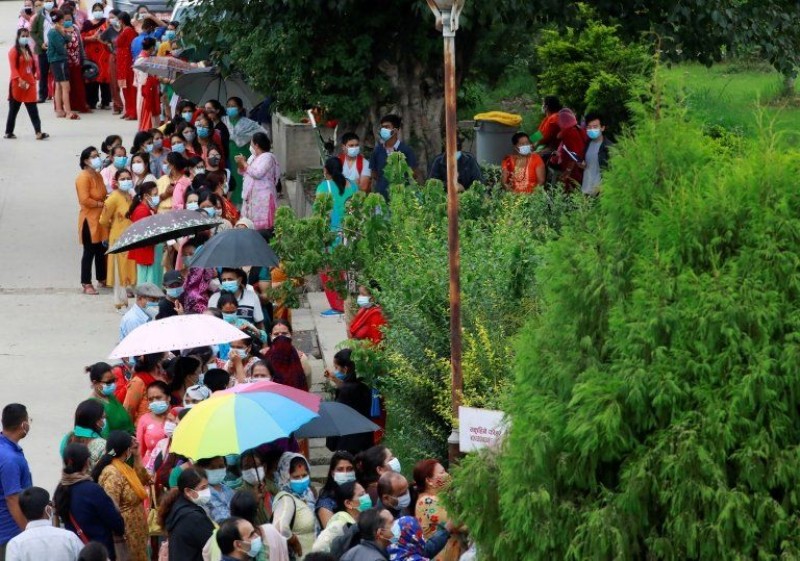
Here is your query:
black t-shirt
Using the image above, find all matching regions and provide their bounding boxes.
[156,297,178,320]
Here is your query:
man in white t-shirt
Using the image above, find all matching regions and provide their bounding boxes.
[207,268,265,328]
[339,132,371,192]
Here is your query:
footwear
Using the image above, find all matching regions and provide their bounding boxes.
[68,113,80,120]
[82,284,99,295]
[99,105,110,110]
[35,132,49,140]
[320,309,344,317]
[37,98,46,104]
[112,110,122,115]
[4,134,16,139]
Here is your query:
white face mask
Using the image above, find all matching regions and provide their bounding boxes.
[192,488,211,505]
[356,295,371,308]
[164,421,177,437]
[132,162,146,175]
[242,466,265,486]
[206,468,227,485]
[333,471,356,485]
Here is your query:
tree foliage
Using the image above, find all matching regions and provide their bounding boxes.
[273,156,578,461]
[448,108,800,559]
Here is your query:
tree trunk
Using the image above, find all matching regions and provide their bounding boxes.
[378,58,445,177]
[783,74,797,97]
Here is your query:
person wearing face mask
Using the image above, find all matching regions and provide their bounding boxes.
[198,191,233,230]
[413,460,463,561]
[313,480,371,554]
[47,10,79,119]
[29,0,54,104]
[354,446,398,506]
[579,112,613,196]
[273,452,317,559]
[125,182,164,285]
[386,516,436,561]
[221,490,290,561]
[209,269,264,327]
[196,114,223,164]
[235,132,280,233]
[213,516,272,561]
[338,508,394,561]
[315,452,356,529]
[167,356,200,406]
[114,11,137,120]
[324,350,373,455]
[118,283,163,341]
[347,284,388,345]
[18,1,35,31]
[157,151,191,210]
[135,381,170,472]
[203,99,231,160]
[54,444,126,560]
[223,96,266,206]
[0,404,32,556]
[376,472,411,521]
[99,8,124,115]
[177,100,198,125]
[369,114,418,201]
[5,28,48,140]
[501,132,545,193]
[81,2,111,111]
[193,457,235,524]
[60,7,92,115]
[61,399,108,471]
[76,145,110,295]
[100,169,137,308]
[218,293,266,343]
[160,467,215,561]
[129,153,156,186]
[237,450,276,526]
[177,121,202,156]
[93,431,150,561]
[147,128,170,178]
[225,336,261,384]
[135,37,160,131]
[338,132,371,192]
[122,352,168,424]
[207,170,240,222]
[4,486,84,561]
[100,144,128,192]
[182,384,212,408]
[87,362,134,435]
[156,270,185,320]
[264,320,311,390]
[427,137,483,192]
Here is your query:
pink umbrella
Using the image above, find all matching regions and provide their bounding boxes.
[220,380,322,412]
[109,314,248,359]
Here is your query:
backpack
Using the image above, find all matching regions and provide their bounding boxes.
[339,153,364,176]
[330,523,360,560]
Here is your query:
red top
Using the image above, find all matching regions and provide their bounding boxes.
[538,113,560,151]
[115,26,136,82]
[8,47,37,103]
[82,25,111,83]
[554,126,588,188]
[348,306,388,345]
[127,203,155,265]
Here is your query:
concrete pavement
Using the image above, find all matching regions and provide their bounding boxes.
[0,1,140,489]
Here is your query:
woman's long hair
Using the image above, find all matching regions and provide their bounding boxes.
[319,451,356,501]
[14,28,32,69]
[91,431,132,482]
[157,467,206,527]
[53,443,91,523]
[324,157,347,196]
[125,181,158,219]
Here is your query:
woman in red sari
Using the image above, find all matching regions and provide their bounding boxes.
[501,132,545,193]
[81,3,111,110]
[135,37,160,131]
[61,6,91,114]
[115,11,137,121]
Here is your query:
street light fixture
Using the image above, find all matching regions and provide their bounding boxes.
[426,0,465,465]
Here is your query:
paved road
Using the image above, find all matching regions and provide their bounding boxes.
[0,2,140,489]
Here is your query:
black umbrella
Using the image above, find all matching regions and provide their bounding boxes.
[188,227,279,269]
[107,210,222,254]
[293,401,380,438]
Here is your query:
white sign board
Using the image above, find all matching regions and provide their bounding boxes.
[459,406,506,452]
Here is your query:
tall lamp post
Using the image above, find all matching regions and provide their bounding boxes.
[426,0,465,465]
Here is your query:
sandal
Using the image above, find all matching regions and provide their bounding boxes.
[82,284,99,295]
[68,113,80,120]
[4,134,16,139]
[35,132,49,140]
[56,111,66,118]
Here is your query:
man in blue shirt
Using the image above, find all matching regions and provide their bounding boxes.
[119,283,165,341]
[0,404,32,561]
[131,18,164,60]
[369,114,418,201]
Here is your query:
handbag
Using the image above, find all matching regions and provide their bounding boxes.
[147,485,163,536]
[82,60,99,80]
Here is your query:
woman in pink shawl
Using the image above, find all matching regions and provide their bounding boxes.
[234,132,279,232]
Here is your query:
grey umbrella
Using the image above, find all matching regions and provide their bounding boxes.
[107,210,222,254]
[293,401,380,438]
[172,68,263,108]
[188,227,279,268]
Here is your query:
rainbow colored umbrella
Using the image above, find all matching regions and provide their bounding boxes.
[170,381,321,460]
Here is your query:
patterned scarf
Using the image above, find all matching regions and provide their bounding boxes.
[264,337,307,391]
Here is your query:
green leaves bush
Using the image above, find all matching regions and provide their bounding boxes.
[448,110,800,559]
[536,16,652,131]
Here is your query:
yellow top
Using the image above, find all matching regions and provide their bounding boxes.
[474,111,523,128]
[99,189,133,244]
[156,175,174,212]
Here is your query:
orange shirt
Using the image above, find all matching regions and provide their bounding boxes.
[502,153,544,194]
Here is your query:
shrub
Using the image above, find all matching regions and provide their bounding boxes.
[448,109,800,559]
[536,17,652,132]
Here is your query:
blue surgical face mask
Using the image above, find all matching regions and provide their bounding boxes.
[148,400,169,415]
[196,126,210,138]
[165,30,176,40]
[587,128,602,140]
[334,370,347,381]
[118,179,134,192]
[518,144,532,156]
[181,111,193,122]
[166,287,183,298]
[222,312,238,323]
[92,10,104,20]
[346,146,360,158]
[204,207,217,218]
[144,143,154,153]
[153,139,163,149]
[226,107,239,119]
[390,520,401,544]
[221,279,238,293]
[171,143,185,154]
[230,348,248,359]
[114,156,128,169]
[62,20,73,28]
[90,156,103,171]
[379,127,393,142]
[289,475,311,495]
[101,382,116,396]
[148,194,161,207]
[186,202,199,211]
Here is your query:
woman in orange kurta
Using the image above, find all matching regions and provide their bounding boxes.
[76,146,109,295]
[5,28,47,139]
[501,132,545,194]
